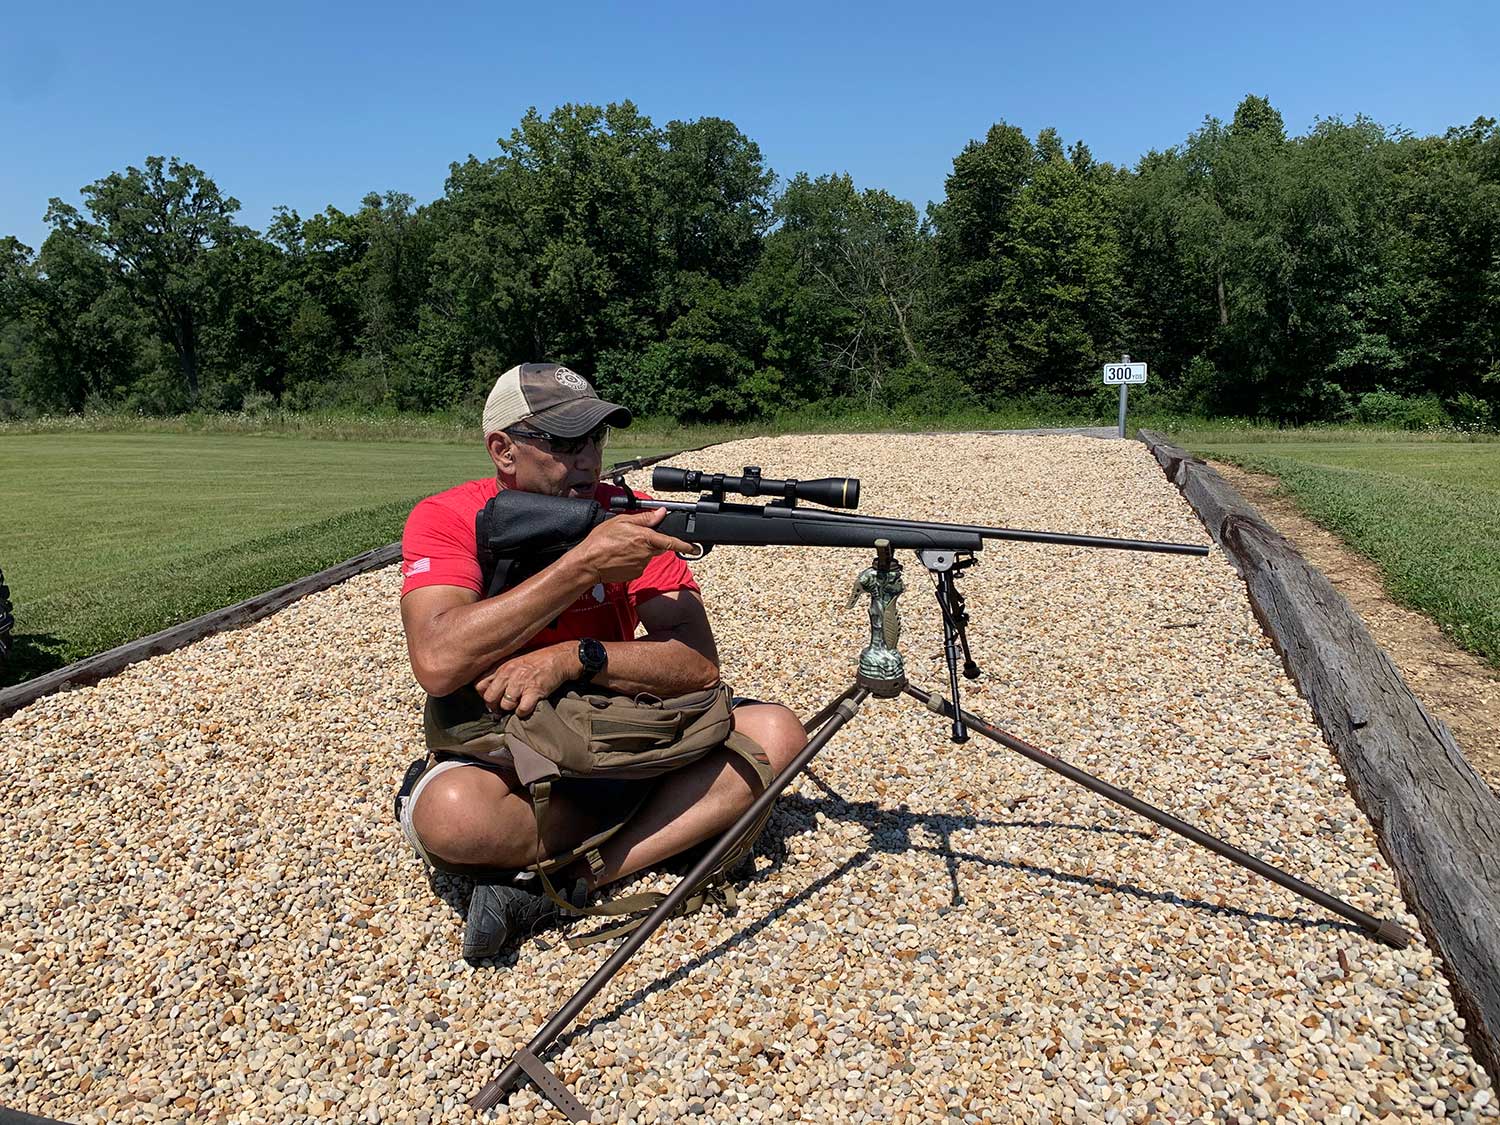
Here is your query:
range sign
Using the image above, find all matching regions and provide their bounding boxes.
[1103,362,1148,385]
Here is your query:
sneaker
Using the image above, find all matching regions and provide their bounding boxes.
[462,877,587,961]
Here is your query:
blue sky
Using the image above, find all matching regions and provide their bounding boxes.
[3,0,1496,250]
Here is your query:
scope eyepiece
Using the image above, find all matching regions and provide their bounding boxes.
[652,466,861,509]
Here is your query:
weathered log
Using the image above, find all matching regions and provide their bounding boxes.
[1139,429,1500,1080]
[0,543,401,721]
[0,1102,69,1125]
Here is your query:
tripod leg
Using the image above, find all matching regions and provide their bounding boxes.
[471,685,873,1116]
[801,682,861,736]
[903,683,1412,949]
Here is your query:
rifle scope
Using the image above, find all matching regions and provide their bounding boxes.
[653,466,861,510]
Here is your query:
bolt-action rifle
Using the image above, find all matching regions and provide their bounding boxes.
[469,464,1412,1121]
[474,464,1205,599]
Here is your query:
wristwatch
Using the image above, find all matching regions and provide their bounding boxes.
[577,638,608,684]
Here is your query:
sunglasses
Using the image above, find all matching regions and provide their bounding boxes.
[506,423,610,457]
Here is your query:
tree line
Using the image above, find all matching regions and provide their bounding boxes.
[2,96,1496,427]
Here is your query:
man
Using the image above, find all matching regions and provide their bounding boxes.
[396,361,808,958]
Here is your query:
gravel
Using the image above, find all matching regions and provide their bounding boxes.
[1,432,1493,1124]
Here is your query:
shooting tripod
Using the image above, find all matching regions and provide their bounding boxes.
[472,542,1412,1120]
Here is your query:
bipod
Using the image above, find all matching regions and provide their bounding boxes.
[471,544,1413,1120]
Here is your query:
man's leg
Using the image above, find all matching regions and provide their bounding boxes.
[409,702,808,958]
[409,762,631,870]
[407,764,643,961]
[409,702,807,880]
[586,702,807,887]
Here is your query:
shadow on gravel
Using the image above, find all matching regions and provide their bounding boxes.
[418,766,1166,964]
[544,767,1362,1049]
[0,631,70,691]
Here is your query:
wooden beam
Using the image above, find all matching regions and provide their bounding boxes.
[1139,429,1500,1080]
[0,543,400,721]
[0,1102,71,1125]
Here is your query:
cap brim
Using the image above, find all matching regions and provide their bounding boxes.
[526,397,632,437]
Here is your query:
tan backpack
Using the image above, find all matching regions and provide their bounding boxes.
[424,683,775,945]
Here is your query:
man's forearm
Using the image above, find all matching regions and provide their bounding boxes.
[592,638,721,696]
[534,637,718,698]
[420,553,598,694]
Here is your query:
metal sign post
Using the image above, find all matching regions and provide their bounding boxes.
[1103,355,1148,437]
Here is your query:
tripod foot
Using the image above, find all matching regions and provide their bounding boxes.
[1375,920,1414,949]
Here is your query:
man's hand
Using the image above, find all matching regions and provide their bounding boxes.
[475,644,580,718]
[570,507,695,584]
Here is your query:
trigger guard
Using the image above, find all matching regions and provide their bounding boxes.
[677,542,710,561]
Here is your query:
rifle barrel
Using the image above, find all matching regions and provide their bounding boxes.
[758,504,1207,555]
[614,497,1209,556]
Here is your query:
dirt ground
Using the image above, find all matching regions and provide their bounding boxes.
[1209,460,1500,794]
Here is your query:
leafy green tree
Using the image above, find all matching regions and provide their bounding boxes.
[0,233,154,412]
[44,157,247,405]
[348,192,429,405]
[657,117,775,285]
[606,276,773,420]
[198,234,295,408]
[1168,102,1399,417]
[0,239,38,413]
[927,122,1034,392]
[424,102,668,401]
[986,132,1123,396]
[1231,95,1287,142]
[929,124,1122,401]
[1113,148,1219,405]
[6,98,1499,428]
[1384,119,1500,405]
[753,173,934,407]
[420,104,779,417]
[1282,117,1402,410]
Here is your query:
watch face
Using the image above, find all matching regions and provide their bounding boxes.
[580,638,606,672]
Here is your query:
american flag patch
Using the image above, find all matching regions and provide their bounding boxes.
[403,558,431,578]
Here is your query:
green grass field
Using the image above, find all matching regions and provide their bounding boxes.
[1185,439,1500,669]
[0,403,1137,689]
[6,417,1498,690]
[0,434,671,687]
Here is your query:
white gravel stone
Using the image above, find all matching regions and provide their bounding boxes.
[1,433,1494,1123]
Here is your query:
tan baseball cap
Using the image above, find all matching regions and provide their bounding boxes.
[481,362,633,438]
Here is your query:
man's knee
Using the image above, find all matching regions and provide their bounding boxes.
[734,703,808,773]
[411,768,526,867]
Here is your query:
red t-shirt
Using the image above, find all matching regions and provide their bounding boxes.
[400,478,700,651]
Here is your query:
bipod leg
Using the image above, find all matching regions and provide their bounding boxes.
[470,685,874,1117]
[902,683,1413,950]
[934,570,969,743]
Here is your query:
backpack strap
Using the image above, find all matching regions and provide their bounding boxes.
[531,727,780,949]
[427,681,784,946]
